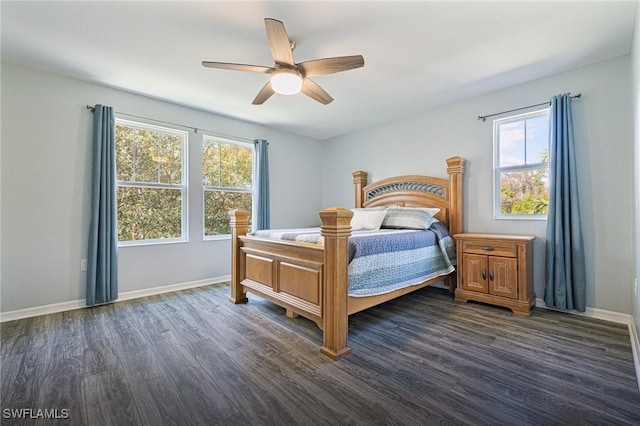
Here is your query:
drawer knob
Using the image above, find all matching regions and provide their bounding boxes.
[482,246,495,251]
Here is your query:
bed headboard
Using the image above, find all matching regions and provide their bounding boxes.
[352,157,466,236]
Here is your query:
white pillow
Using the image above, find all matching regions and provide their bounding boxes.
[350,208,387,231]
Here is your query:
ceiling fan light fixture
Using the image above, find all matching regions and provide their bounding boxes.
[270,69,303,95]
[202,18,364,104]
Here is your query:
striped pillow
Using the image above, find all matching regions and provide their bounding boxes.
[382,207,440,230]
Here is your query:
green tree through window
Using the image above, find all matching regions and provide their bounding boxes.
[115,120,187,243]
[494,110,550,218]
[203,137,253,236]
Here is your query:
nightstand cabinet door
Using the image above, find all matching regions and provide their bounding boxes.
[488,256,518,299]
[462,254,488,293]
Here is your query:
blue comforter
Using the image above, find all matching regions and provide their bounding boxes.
[251,222,456,297]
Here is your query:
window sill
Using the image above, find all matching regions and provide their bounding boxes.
[118,238,188,248]
[493,215,547,221]
[203,234,232,242]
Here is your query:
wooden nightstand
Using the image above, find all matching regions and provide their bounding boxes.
[453,233,535,316]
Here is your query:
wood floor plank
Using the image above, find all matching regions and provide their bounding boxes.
[3,316,54,360]
[0,320,26,358]
[83,365,141,425]
[146,334,240,424]
[36,356,87,426]
[230,346,359,425]
[117,346,164,386]
[489,336,640,397]
[128,374,195,426]
[0,354,44,414]
[450,376,535,418]
[490,334,638,386]
[160,293,253,352]
[605,393,640,425]
[523,386,618,426]
[187,338,302,425]
[106,305,150,355]
[81,335,121,377]
[313,356,464,425]
[2,283,639,425]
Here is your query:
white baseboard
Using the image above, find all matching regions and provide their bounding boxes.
[535,297,631,324]
[0,275,230,323]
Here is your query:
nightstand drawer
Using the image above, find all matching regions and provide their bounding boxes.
[462,240,517,257]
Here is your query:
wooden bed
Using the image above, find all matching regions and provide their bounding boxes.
[228,156,465,360]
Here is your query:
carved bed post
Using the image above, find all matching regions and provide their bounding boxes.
[446,157,466,293]
[228,209,250,304]
[352,171,368,208]
[446,157,465,237]
[319,207,353,360]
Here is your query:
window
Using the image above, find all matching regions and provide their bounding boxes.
[115,119,188,245]
[202,136,253,237]
[494,109,550,219]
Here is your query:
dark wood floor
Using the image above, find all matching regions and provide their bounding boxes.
[1,283,639,425]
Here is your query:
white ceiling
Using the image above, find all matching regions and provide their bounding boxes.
[2,1,637,140]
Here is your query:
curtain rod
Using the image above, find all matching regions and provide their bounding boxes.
[86,105,255,143]
[477,93,582,122]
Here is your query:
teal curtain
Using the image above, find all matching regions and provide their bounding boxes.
[87,105,118,306]
[545,94,586,312]
[254,139,270,230]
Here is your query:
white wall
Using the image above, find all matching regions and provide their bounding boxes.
[323,56,634,314]
[631,5,640,342]
[2,55,636,316]
[1,62,324,312]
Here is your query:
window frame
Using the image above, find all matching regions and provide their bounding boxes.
[201,135,254,241]
[493,108,550,221]
[115,118,189,247]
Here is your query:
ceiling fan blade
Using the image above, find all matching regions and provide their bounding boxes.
[298,55,365,77]
[202,61,273,73]
[264,18,295,66]
[301,78,333,105]
[252,81,275,105]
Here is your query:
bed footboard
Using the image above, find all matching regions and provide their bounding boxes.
[228,207,353,360]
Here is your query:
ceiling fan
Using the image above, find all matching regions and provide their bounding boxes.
[202,18,365,105]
